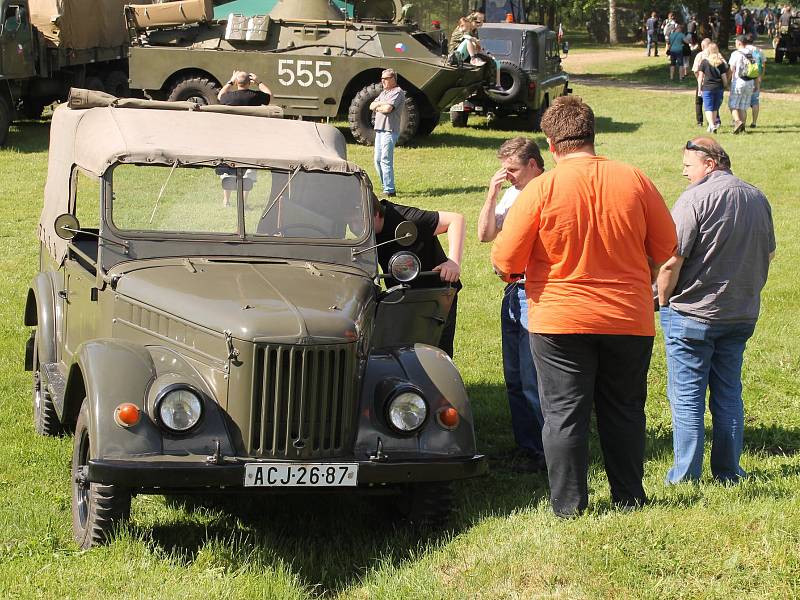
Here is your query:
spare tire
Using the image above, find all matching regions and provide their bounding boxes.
[493,60,527,105]
[347,83,419,146]
[167,76,220,105]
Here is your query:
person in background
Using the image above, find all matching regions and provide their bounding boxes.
[662,11,678,52]
[696,43,729,133]
[370,68,406,197]
[692,38,713,127]
[668,23,686,80]
[657,137,775,485]
[728,35,756,134]
[645,12,660,57]
[218,71,272,105]
[478,137,547,474]
[491,96,677,517]
[745,33,765,128]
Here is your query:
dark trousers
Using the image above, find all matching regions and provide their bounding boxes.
[530,333,654,516]
[695,93,704,125]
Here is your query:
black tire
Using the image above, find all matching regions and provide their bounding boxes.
[19,100,46,120]
[522,107,543,131]
[32,330,61,437]
[72,402,131,549]
[85,76,105,93]
[493,60,527,105]
[389,481,455,527]
[775,49,784,63]
[167,76,220,105]
[789,53,798,65]
[0,96,11,146]
[449,109,469,128]
[417,111,441,136]
[347,83,419,146]
[104,70,130,98]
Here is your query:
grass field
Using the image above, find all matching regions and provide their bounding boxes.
[1,78,799,598]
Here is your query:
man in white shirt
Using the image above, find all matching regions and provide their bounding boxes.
[478,137,546,473]
[728,35,756,134]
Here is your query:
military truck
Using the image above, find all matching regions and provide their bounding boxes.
[24,89,486,549]
[775,15,800,64]
[125,0,489,144]
[449,22,570,130]
[0,0,141,145]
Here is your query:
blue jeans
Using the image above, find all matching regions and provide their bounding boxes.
[646,32,658,55]
[659,307,756,484]
[374,129,399,194]
[501,283,544,458]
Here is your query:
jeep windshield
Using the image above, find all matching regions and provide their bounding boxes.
[109,163,367,242]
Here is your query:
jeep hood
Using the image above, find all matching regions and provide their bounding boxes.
[113,260,373,343]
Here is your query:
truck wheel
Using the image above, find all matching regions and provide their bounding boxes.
[347,83,419,146]
[492,60,527,105]
[417,111,441,136]
[32,330,61,437]
[85,76,105,93]
[774,49,784,63]
[449,109,468,127]
[390,481,455,527]
[104,71,130,98]
[20,101,46,120]
[72,402,131,549]
[167,76,220,105]
[0,96,11,146]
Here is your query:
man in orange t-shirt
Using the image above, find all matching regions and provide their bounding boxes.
[491,96,677,518]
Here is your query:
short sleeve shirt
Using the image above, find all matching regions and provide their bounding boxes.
[699,59,728,90]
[219,89,271,106]
[669,170,775,323]
[373,87,405,132]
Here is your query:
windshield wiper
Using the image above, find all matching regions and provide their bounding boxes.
[260,165,302,220]
[148,159,180,224]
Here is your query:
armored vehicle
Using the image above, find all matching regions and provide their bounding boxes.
[775,15,800,64]
[449,23,570,130]
[124,0,489,145]
[24,89,486,549]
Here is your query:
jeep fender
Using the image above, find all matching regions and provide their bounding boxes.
[24,272,59,365]
[68,340,236,461]
[354,344,478,459]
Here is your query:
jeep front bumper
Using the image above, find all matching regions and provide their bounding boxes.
[86,455,487,490]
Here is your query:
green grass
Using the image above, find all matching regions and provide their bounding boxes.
[1,81,800,598]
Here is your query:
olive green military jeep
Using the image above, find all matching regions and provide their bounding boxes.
[24,89,486,549]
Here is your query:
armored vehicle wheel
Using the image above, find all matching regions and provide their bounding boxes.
[72,403,131,549]
[417,112,441,136]
[168,76,220,105]
[347,83,419,146]
[493,60,527,105]
[0,96,11,146]
[390,481,455,527]
[32,330,61,437]
[775,49,784,63]
[104,71,131,98]
[449,109,468,128]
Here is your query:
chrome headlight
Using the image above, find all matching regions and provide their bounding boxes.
[155,385,203,433]
[387,390,428,433]
[387,252,421,283]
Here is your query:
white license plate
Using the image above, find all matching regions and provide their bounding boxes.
[244,463,358,487]
[451,102,464,111]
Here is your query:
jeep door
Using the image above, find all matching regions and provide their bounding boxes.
[372,285,455,348]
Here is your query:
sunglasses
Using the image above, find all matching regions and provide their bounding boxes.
[685,140,727,162]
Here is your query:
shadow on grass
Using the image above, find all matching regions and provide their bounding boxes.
[5,120,51,153]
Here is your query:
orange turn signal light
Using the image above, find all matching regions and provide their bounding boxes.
[115,403,141,428]
[437,406,460,429]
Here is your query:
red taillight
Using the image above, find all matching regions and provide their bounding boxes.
[437,406,460,429]
[115,403,141,427]
[528,82,537,100]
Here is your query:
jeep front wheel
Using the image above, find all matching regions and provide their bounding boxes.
[72,402,131,549]
[167,76,220,105]
[347,83,419,146]
[389,481,455,527]
[32,330,61,437]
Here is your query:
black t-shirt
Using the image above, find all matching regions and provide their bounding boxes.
[700,59,728,91]
[219,89,271,106]
[376,200,461,290]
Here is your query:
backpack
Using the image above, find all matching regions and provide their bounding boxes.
[739,51,760,80]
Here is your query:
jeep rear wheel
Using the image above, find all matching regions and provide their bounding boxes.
[168,76,220,105]
[32,330,61,437]
[390,481,455,527]
[347,83,419,146]
[449,108,469,128]
[72,402,131,549]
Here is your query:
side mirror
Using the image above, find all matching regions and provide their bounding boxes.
[562,41,569,55]
[394,220,417,247]
[54,213,80,240]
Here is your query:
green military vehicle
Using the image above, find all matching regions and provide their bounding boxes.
[0,0,137,145]
[125,0,489,144]
[24,89,486,549]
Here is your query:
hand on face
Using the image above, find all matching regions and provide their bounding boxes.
[489,167,508,197]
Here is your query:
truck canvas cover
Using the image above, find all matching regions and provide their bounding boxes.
[29,0,138,48]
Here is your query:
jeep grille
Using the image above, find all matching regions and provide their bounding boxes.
[250,343,358,458]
